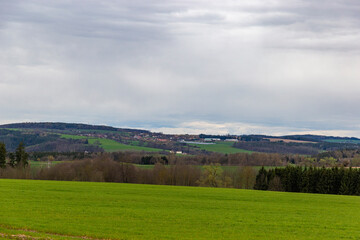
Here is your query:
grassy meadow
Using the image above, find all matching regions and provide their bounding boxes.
[1,179,360,239]
[324,139,360,144]
[190,141,253,154]
[61,134,163,152]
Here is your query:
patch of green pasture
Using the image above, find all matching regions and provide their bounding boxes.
[189,141,253,154]
[0,128,23,131]
[221,165,281,172]
[60,134,163,152]
[60,134,88,139]
[87,138,162,152]
[75,129,132,137]
[129,140,141,145]
[324,139,360,144]
[1,179,360,240]
[134,164,280,172]
[29,160,64,169]
[134,164,156,169]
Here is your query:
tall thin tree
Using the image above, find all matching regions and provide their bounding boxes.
[15,142,29,168]
[0,142,6,168]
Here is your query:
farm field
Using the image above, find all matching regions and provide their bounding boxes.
[1,179,360,240]
[134,164,279,172]
[324,139,360,144]
[29,160,63,168]
[61,134,163,152]
[190,141,253,154]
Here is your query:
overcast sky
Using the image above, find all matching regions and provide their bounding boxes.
[1,0,360,136]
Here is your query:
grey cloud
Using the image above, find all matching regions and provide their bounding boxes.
[0,0,360,136]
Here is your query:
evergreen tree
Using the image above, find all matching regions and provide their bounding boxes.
[301,167,311,193]
[339,169,350,195]
[348,168,358,195]
[9,153,16,167]
[254,167,269,190]
[354,170,360,196]
[331,167,341,194]
[0,142,6,168]
[282,166,292,192]
[15,142,29,168]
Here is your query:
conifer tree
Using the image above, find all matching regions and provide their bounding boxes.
[339,170,350,195]
[15,142,29,168]
[0,142,6,168]
[254,167,269,190]
[9,153,16,167]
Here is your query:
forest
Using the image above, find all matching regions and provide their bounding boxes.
[254,166,360,195]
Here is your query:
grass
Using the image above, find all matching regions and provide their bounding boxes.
[324,139,360,144]
[29,160,63,168]
[221,165,281,172]
[189,141,253,154]
[1,179,360,240]
[60,134,88,140]
[60,134,163,152]
[87,138,162,152]
[134,165,280,172]
[1,128,23,131]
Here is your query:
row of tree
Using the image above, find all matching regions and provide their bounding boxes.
[0,156,257,189]
[254,166,360,195]
[0,142,29,168]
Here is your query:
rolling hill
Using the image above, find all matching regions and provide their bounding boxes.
[0,122,360,155]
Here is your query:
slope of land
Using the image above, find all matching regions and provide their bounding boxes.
[1,179,360,240]
[61,134,162,152]
[189,141,253,154]
[1,122,360,155]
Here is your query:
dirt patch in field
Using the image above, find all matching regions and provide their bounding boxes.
[0,233,40,240]
[0,226,111,240]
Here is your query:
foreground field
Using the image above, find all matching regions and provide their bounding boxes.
[0,180,360,239]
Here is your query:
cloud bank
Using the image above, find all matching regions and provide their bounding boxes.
[0,0,359,136]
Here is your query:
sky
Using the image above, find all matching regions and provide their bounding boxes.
[0,0,360,137]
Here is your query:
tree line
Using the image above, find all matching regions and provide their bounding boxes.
[233,141,360,156]
[254,166,360,195]
[0,155,258,189]
[27,149,360,169]
[0,142,29,168]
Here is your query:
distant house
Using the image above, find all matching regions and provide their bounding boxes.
[204,138,221,142]
[225,139,238,142]
[176,151,187,155]
[170,150,185,155]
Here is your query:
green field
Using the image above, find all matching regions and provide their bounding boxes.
[1,179,360,239]
[61,134,163,152]
[190,141,253,154]
[324,139,360,144]
[29,160,63,168]
[134,165,279,172]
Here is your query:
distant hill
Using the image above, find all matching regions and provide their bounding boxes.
[280,134,360,143]
[0,122,150,134]
[0,122,172,153]
[0,122,360,155]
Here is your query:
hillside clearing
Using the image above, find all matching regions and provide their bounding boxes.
[190,141,253,154]
[60,134,163,152]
